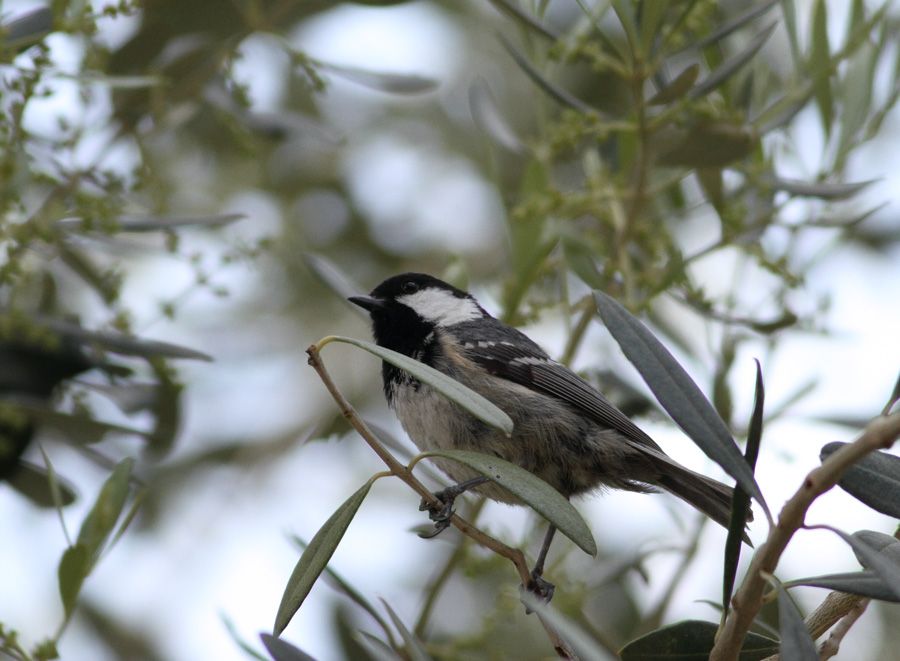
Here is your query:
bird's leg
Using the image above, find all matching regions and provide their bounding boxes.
[418,476,490,538]
[526,524,557,604]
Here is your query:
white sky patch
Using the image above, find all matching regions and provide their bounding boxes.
[398,288,483,326]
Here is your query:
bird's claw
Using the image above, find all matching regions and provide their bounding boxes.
[521,570,556,612]
[417,489,456,538]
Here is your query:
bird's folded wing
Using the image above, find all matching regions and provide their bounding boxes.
[458,332,662,453]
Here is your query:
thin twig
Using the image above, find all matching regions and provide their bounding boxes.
[817,597,869,660]
[759,592,869,661]
[710,412,900,660]
[306,343,578,659]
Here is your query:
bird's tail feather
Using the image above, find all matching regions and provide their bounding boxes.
[654,461,752,541]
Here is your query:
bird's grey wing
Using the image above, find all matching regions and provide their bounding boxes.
[453,322,662,452]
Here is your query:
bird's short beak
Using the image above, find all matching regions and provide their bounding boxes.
[348,295,387,312]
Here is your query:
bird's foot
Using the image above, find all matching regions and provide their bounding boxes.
[417,477,490,539]
[417,486,458,538]
[520,569,556,613]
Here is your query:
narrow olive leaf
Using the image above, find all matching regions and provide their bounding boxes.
[619,620,779,660]
[766,575,817,660]
[2,397,149,444]
[0,6,53,51]
[756,91,814,135]
[290,535,397,648]
[851,530,900,558]
[487,0,557,40]
[610,0,639,54]
[817,526,900,600]
[836,41,877,164]
[692,0,779,50]
[315,60,438,94]
[57,213,244,232]
[810,0,833,137]
[58,543,90,618]
[87,383,160,414]
[593,292,770,519]
[648,64,699,105]
[780,0,801,64]
[689,22,778,99]
[522,594,612,660]
[146,370,181,457]
[220,613,269,661]
[469,78,525,153]
[326,336,513,437]
[274,480,373,636]
[303,253,367,310]
[638,0,667,55]
[6,460,77,507]
[785,571,900,602]
[767,177,876,200]
[820,442,900,519]
[35,316,212,361]
[58,243,118,303]
[259,633,317,661]
[419,449,596,556]
[723,360,764,614]
[77,458,133,562]
[498,35,596,114]
[380,600,433,661]
[357,632,403,661]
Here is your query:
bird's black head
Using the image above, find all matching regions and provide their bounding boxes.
[349,272,487,356]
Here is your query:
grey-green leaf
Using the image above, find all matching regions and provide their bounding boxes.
[619,620,779,660]
[0,6,53,51]
[785,570,900,602]
[58,543,90,618]
[820,442,900,518]
[327,336,514,437]
[76,458,134,561]
[259,633,317,661]
[768,177,876,200]
[469,78,525,153]
[810,0,833,136]
[419,449,596,556]
[2,396,149,444]
[303,253,367,311]
[771,576,817,660]
[291,535,397,648]
[693,0,779,50]
[820,526,900,601]
[690,22,778,99]
[274,480,373,635]
[723,360,764,613]
[33,316,212,361]
[380,600,433,661]
[499,35,595,114]
[487,0,557,40]
[317,61,438,94]
[648,64,699,105]
[594,291,770,519]
[57,213,244,232]
[5,460,77,507]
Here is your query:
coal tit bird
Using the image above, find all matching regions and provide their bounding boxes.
[350,273,744,591]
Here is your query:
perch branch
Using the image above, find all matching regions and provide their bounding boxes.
[710,411,900,661]
[306,343,578,659]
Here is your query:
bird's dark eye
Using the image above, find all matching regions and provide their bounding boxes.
[401,281,418,294]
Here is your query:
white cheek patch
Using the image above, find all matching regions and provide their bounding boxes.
[398,289,484,326]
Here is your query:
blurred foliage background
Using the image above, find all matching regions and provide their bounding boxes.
[2,0,900,659]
